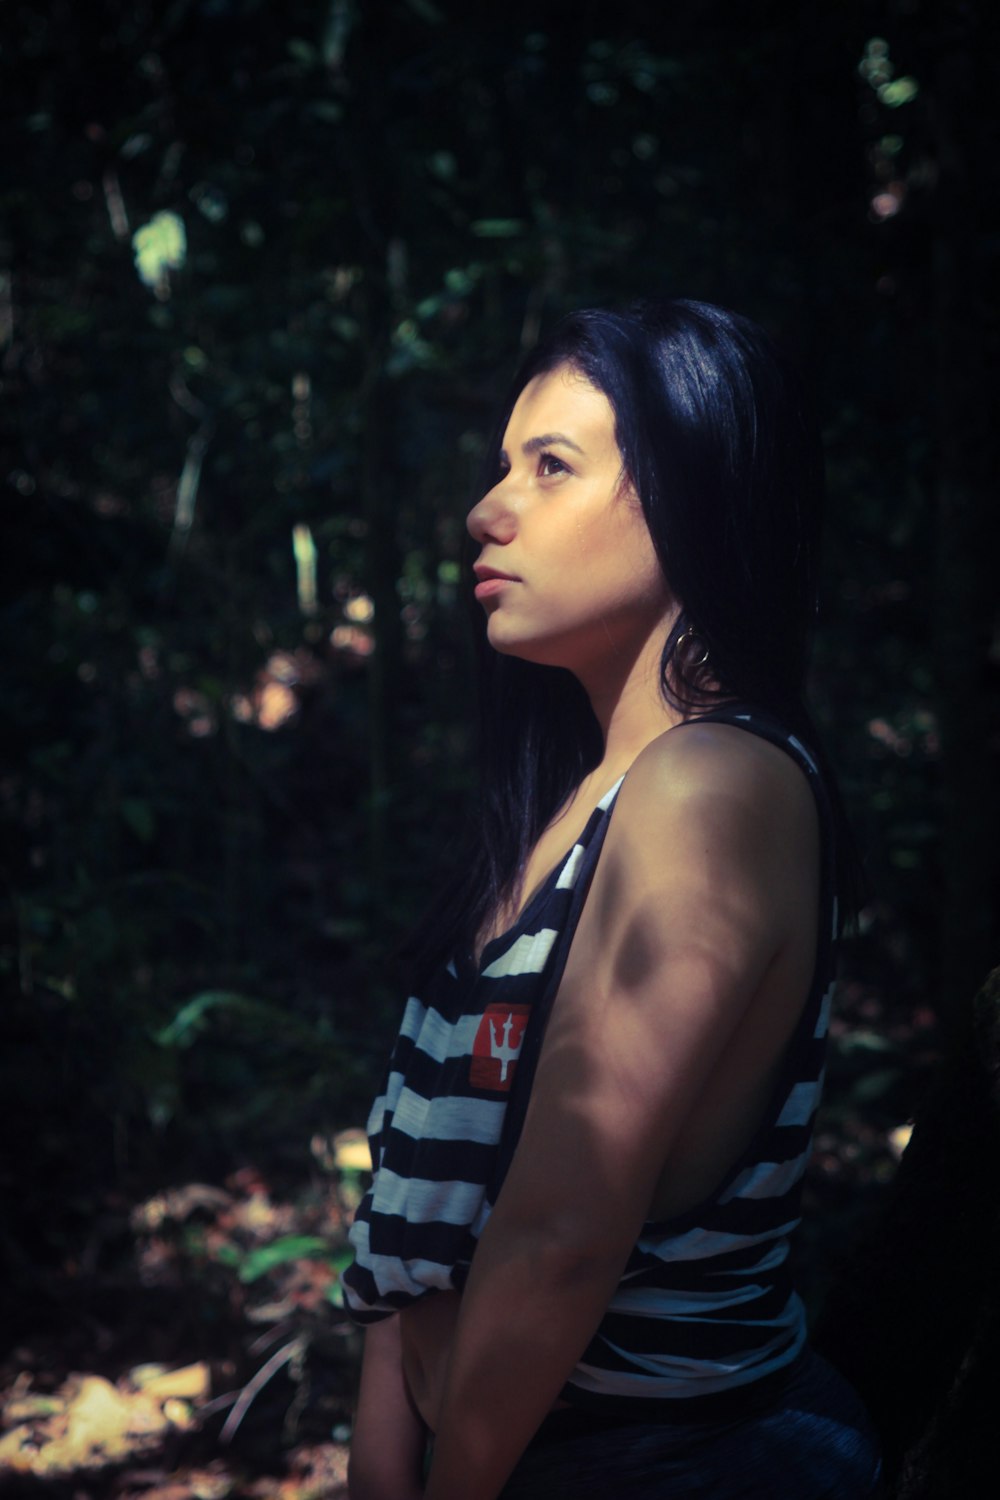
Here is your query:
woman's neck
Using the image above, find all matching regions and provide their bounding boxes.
[578,624,686,779]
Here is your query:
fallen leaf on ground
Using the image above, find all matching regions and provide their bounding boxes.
[133,1361,211,1399]
[0,1365,209,1477]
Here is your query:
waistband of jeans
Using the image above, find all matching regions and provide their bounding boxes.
[530,1353,811,1445]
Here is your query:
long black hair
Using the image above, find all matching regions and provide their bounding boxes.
[405,299,857,984]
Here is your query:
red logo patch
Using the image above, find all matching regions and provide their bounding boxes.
[469,1003,531,1092]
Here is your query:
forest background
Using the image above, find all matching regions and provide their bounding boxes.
[2,0,998,1491]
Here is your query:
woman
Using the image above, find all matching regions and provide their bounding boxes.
[342,301,882,1499]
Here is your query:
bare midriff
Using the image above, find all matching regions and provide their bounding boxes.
[399,1290,460,1433]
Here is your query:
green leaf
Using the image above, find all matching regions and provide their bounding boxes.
[836,1029,894,1055]
[132,211,187,289]
[121,798,156,843]
[470,219,525,238]
[209,1242,243,1269]
[405,0,444,23]
[878,77,919,108]
[287,38,319,65]
[153,990,273,1048]
[323,1245,356,1307]
[327,1244,356,1274]
[307,102,343,124]
[850,1067,902,1103]
[238,1235,332,1283]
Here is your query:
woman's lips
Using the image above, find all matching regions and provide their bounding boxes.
[474,576,517,600]
[472,562,520,601]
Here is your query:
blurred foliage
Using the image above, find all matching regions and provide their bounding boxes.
[1,0,998,1291]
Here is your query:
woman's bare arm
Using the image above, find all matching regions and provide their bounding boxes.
[424,725,818,1500]
[348,1315,427,1500]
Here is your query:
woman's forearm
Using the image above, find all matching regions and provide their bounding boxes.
[424,1233,626,1500]
[348,1315,427,1500]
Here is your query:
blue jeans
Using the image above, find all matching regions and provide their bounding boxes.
[499,1351,883,1499]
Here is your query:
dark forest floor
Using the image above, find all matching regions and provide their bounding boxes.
[0,971,942,1499]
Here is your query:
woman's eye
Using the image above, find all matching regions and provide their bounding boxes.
[538,452,568,477]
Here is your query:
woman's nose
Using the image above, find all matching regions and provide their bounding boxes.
[467,481,516,546]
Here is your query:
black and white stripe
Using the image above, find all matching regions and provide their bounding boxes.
[342,709,837,1411]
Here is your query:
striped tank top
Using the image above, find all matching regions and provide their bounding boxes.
[342,706,838,1413]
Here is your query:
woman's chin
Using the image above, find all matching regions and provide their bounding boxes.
[487,622,557,666]
[486,617,590,674]
[485,615,527,655]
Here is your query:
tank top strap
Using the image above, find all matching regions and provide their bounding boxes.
[486,793,619,1202]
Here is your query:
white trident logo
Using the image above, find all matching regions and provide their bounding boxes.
[489,1012,524,1083]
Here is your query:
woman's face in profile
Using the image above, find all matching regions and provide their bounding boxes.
[467,362,673,677]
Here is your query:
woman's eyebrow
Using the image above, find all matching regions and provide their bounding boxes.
[499,432,585,463]
[524,431,584,455]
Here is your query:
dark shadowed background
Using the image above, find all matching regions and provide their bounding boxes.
[1,0,997,1490]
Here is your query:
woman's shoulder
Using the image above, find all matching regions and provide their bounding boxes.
[626,713,813,808]
[602,711,821,900]
[571,715,821,987]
